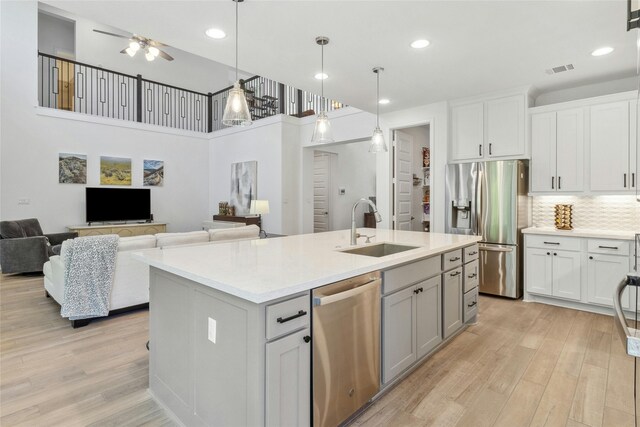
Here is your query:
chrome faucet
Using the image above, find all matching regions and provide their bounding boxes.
[351,198,382,245]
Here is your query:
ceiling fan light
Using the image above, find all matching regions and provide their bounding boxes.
[125,47,137,57]
[148,46,160,57]
[129,41,140,52]
[145,50,156,61]
[311,111,334,144]
[369,127,387,153]
[222,82,253,126]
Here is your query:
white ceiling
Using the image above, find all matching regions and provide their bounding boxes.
[43,0,638,113]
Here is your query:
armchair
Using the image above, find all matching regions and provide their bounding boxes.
[0,219,77,274]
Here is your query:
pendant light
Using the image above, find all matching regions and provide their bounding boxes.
[311,36,334,144]
[222,0,252,126]
[369,67,388,153]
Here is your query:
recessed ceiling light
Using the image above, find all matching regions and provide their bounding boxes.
[314,72,328,80]
[378,98,390,105]
[411,39,430,49]
[205,28,226,39]
[591,46,614,56]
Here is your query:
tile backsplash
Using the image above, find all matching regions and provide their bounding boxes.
[532,195,640,231]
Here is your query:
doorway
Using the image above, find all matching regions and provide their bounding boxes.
[313,151,336,232]
[393,125,430,232]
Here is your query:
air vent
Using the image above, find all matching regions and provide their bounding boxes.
[546,64,575,75]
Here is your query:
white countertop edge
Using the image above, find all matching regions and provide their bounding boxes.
[522,227,639,241]
[132,235,482,304]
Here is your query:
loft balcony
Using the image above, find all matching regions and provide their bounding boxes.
[37,52,346,134]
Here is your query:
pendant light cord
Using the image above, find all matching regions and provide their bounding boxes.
[321,42,324,109]
[376,71,380,127]
[235,0,239,82]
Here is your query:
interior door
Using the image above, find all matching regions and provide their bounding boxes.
[313,152,332,233]
[394,131,413,230]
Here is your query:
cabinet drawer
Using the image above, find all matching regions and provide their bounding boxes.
[464,245,479,263]
[464,288,478,323]
[383,256,441,295]
[265,294,310,340]
[587,239,630,256]
[443,249,463,271]
[526,235,581,252]
[464,259,479,293]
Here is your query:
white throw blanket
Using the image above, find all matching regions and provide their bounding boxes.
[60,235,119,320]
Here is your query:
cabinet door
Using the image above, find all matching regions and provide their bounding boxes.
[587,254,631,309]
[590,101,630,191]
[382,286,416,384]
[442,267,463,339]
[265,328,311,427]
[486,95,525,158]
[416,276,442,360]
[451,102,484,161]
[530,112,557,192]
[551,250,581,301]
[525,248,553,296]
[556,108,584,192]
[630,100,638,192]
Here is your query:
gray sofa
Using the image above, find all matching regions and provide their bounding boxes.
[0,218,77,274]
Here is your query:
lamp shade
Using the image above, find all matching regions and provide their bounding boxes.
[369,126,388,153]
[311,111,334,144]
[222,82,253,127]
[250,200,270,215]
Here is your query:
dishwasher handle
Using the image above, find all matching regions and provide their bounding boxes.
[313,278,381,306]
[613,273,640,357]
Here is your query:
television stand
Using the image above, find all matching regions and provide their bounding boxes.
[67,222,167,237]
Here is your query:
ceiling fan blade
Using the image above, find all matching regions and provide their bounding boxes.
[149,40,168,48]
[157,50,174,61]
[93,29,131,39]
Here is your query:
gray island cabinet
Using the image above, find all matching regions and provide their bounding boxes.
[133,229,481,426]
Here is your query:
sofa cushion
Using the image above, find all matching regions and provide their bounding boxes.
[43,259,53,277]
[156,231,209,248]
[209,225,260,242]
[118,235,157,252]
[0,221,26,239]
[16,218,44,237]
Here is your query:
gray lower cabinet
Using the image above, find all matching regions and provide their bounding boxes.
[382,276,442,384]
[266,328,311,427]
[443,266,463,339]
[149,267,311,427]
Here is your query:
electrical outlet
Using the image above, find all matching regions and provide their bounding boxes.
[18,198,30,205]
[208,317,217,344]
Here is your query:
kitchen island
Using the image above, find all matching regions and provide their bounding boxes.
[133,229,481,426]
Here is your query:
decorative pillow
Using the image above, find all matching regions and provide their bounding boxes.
[0,221,26,239]
[118,235,157,251]
[209,225,260,242]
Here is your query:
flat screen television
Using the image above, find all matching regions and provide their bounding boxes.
[86,188,151,223]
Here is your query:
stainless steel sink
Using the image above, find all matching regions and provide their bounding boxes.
[340,243,420,258]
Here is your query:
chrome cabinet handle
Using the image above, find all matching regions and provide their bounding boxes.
[613,274,640,357]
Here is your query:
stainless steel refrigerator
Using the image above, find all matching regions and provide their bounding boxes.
[445,160,530,298]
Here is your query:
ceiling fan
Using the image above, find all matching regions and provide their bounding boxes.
[93,29,174,62]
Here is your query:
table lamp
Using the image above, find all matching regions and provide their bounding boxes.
[250,200,270,238]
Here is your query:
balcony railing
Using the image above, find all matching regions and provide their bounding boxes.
[38,52,346,133]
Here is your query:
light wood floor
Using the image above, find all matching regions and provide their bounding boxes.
[1,275,636,427]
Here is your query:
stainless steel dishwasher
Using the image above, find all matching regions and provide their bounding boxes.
[312,272,381,427]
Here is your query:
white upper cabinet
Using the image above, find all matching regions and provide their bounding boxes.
[451,102,484,161]
[485,95,525,158]
[451,93,527,162]
[590,101,630,192]
[530,108,584,193]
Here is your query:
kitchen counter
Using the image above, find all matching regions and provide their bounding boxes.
[523,226,639,241]
[133,228,481,303]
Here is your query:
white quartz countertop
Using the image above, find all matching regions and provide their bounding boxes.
[132,229,481,304]
[522,227,639,241]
